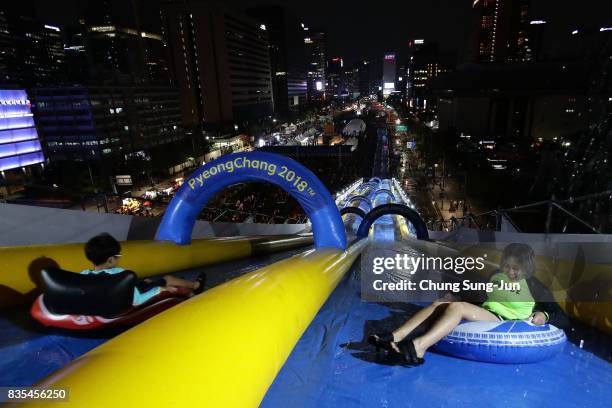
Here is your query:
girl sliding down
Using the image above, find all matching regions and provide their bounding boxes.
[368,243,566,366]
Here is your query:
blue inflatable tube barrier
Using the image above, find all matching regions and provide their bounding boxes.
[435,320,567,364]
[156,152,347,250]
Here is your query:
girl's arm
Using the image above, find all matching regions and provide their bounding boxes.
[528,277,570,328]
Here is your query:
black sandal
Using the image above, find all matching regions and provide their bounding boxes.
[367,332,395,353]
[192,273,206,295]
[396,339,425,366]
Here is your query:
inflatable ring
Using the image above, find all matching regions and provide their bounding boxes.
[31,288,191,330]
[434,320,567,364]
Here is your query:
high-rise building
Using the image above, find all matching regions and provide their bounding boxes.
[83,0,170,84]
[247,6,307,114]
[382,52,397,96]
[162,2,274,133]
[327,57,343,97]
[471,0,533,62]
[63,22,89,84]
[343,65,359,98]
[0,6,66,87]
[31,85,183,162]
[304,30,327,102]
[407,39,455,111]
[0,11,10,83]
[358,60,371,96]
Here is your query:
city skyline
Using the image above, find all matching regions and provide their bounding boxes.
[33,0,612,66]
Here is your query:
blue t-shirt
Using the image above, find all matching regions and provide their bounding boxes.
[80,267,162,306]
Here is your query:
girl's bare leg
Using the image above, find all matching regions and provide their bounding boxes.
[392,301,449,342]
[412,302,498,358]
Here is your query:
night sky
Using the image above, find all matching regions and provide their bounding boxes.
[35,0,612,67]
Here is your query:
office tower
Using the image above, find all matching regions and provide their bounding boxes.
[304,30,327,101]
[343,65,359,97]
[83,0,170,84]
[407,39,455,110]
[63,23,89,84]
[471,0,533,62]
[382,52,397,96]
[327,57,343,97]
[162,2,274,133]
[358,60,371,96]
[0,6,66,86]
[247,6,307,114]
[31,85,183,161]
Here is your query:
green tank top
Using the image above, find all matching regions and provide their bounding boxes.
[482,272,535,320]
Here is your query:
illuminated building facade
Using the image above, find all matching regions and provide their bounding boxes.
[0,89,44,171]
[0,89,44,197]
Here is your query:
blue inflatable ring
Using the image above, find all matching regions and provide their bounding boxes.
[434,320,567,364]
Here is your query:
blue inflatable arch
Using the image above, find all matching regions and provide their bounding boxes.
[357,203,429,240]
[361,181,379,190]
[156,152,347,250]
[373,188,394,199]
[340,206,367,220]
[347,195,372,212]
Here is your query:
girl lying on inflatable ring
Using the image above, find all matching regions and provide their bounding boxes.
[369,243,568,366]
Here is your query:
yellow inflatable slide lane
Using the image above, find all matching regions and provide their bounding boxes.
[0,234,313,309]
[17,239,367,408]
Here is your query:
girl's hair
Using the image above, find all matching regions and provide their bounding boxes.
[500,243,536,277]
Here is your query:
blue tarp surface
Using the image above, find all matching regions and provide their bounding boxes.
[261,265,612,408]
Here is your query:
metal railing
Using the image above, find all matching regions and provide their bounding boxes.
[428,190,612,233]
[201,206,308,225]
